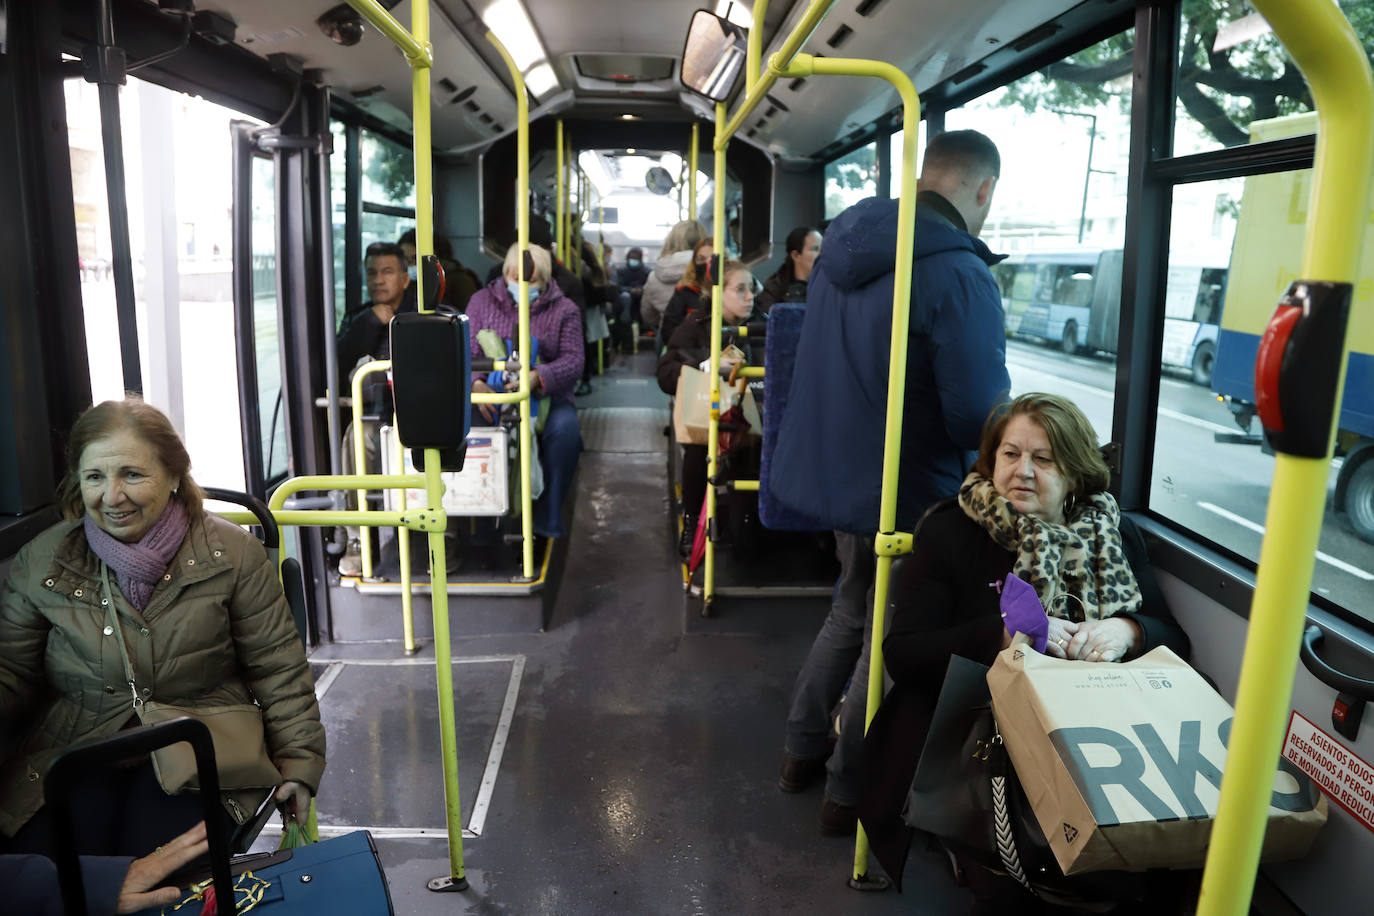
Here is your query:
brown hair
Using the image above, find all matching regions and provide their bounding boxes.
[680,238,715,289]
[972,393,1109,508]
[56,397,206,520]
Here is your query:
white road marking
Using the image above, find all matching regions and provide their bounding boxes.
[309,654,527,838]
[1197,502,1374,580]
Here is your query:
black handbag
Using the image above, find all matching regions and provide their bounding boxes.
[904,655,1142,909]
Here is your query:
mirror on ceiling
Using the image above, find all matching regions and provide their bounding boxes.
[645,166,676,195]
[680,9,746,103]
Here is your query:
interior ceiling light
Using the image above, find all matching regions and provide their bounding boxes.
[626,148,637,154]
[524,62,559,97]
[317,4,364,47]
[620,114,640,121]
[482,0,546,72]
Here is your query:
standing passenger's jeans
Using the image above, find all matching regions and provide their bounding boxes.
[783,531,877,806]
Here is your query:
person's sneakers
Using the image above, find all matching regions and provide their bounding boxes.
[777,754,827,793]
[818,796,859,836]
[338,538,362,577]
[678,513,698,559]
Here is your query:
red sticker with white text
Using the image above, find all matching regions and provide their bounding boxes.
[1283,710,1374,833]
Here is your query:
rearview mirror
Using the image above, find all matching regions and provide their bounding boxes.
[680,9,746,103]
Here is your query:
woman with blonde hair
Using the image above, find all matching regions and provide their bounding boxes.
[641,219,708,336]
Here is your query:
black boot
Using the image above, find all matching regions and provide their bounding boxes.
[679,513,698,559]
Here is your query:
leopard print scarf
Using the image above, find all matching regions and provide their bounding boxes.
[957,473,1141,622]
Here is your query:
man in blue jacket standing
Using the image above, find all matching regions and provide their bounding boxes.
[772,129,1010,834]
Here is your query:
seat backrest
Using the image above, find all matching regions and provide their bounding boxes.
[759,304,829,531]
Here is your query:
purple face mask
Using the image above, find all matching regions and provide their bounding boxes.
[1000,572,1049,654]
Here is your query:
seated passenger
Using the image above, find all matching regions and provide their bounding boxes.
[468,243,585,539]
[0,399,324,860]
[641,219,708,337]
[398,228,481,313]
[612,247,650,353]
[755,226,821,313]
[658,238,713,347]
[656,259,761,556]
[861,393,1190,890]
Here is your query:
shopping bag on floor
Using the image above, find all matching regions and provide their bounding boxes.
[987,645,1327,875]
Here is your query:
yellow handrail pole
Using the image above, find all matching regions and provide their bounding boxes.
[487,31,536,579]
[392,415,417,654]
[566,135,575,270]
[689,122,699,220]
[342,0,430,64]
[409,0,470,889]
[703,101,728,610]
[349,360,391,578]
[556,120,565,261]
[718,0,837,143]
[746,0,770,92]
[1197,2,1373,913]
[759,53,919,886]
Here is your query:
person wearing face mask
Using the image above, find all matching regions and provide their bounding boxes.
[658,239,714,348]
[612,247,650,353]
[465,244,585,539]
[397,229,481,313]
[656,260,761,557]
[756,226,821,314]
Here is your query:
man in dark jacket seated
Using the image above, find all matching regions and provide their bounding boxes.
[771,129,1011,837]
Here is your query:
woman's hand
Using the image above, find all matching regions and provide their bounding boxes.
[1043,617,1081,659]
[1066,616,1142,663]
[471,378,498,423]
[529,368,544,395]
[117,821,208,914]
[275,779,313,824]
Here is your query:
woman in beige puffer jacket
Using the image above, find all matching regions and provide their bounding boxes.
[0,399,324,858]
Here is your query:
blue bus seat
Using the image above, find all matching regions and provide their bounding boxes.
[759,304,828,531]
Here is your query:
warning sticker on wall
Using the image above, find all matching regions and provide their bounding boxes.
[1283,711,1374,834]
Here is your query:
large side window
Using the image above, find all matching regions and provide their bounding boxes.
[64,76,258,492]
[1150,155,1374,620]
[1172,1,1374,156]
[943,28,1134,444]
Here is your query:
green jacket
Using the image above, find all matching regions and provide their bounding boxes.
[0,513,326,836]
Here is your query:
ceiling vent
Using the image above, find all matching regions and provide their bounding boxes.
[855,0,886,16]
[826,24,852,49]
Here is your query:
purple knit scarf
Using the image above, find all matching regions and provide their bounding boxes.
[84,500,191,612]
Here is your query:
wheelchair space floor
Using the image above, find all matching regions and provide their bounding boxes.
[289,351,970,914]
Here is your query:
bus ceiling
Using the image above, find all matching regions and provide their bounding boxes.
[59,0,1133,162]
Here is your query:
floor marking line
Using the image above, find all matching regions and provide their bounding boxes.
[313,663,345,703]
[1196,502,1374,580]
[467,654,525,837]
[312,655,520,667]
[258,823,478,840]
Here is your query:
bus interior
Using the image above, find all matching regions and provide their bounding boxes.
[2,0,1374,913]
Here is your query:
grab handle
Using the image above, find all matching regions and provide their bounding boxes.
[1300,625,1374,702]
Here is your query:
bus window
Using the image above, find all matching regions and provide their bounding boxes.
[1150,166,1374,622]
[63,75,250,492]
[823,142,876,220]
[944,27,1133,436]
[1172,1,1373,156]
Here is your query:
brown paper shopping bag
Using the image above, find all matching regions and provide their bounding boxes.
[987,645,1327,875]
[673,364,712,445]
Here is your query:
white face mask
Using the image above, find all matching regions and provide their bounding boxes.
[407,265,418,281]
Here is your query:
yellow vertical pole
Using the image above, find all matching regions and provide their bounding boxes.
[393,418,417,654]
[703,102,727,613]
[350,369,373,578]
[486,32,535,580]
[556,120,565,262]
[406,0,468,888]
[689,122,699,222]
[1197,0,1372,912]
[747,0,770,91]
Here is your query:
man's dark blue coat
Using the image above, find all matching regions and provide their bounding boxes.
[771,194,1011,534]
